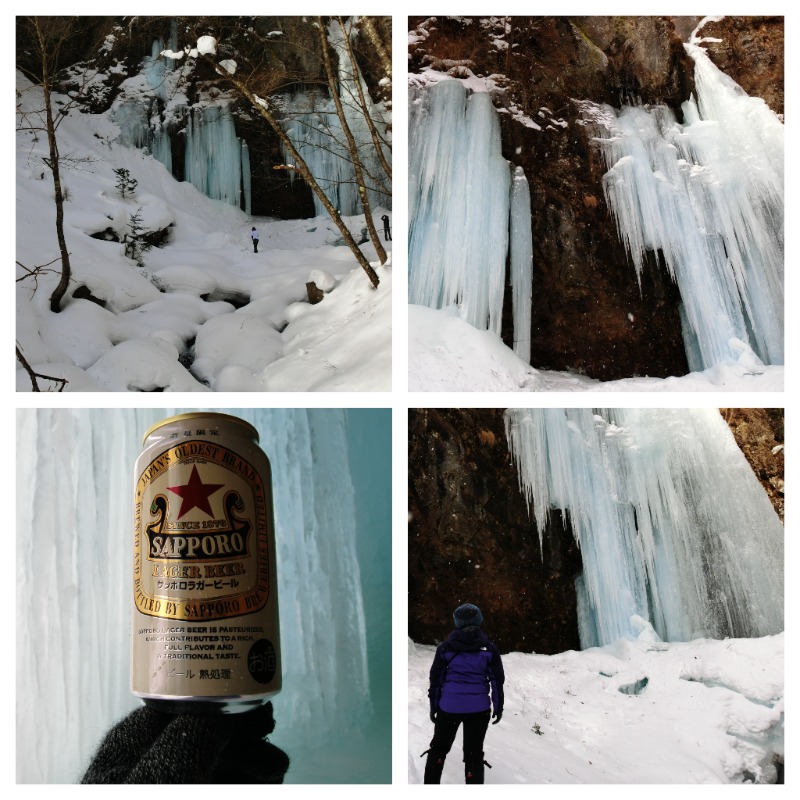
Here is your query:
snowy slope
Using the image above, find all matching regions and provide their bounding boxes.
[16,74,391,391]
[408,632,784,784]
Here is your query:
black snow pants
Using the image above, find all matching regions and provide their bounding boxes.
[423,709,491,784]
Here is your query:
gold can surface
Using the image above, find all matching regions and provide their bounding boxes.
[132,413,281,713]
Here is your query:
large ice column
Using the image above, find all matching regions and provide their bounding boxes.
[279,20,391,218]
[597,44,783,369]
[184,104,251,210]
[505,408,784,648]
[510,166,533,362]
[16,408,384,783]
[409,80,511,336]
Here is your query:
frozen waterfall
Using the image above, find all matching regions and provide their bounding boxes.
[115,33,252,214]
[596,43,784,370]
[184,104,252,215]
[16,408,390,784]
[280,20,391,218]
[505,408,784,648]
[409,79,532,347]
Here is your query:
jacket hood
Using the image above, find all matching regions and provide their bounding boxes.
[446,627,490,652]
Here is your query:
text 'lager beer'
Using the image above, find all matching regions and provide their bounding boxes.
[132,413,281,713]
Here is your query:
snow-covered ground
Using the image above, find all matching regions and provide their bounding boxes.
[16,74,391,391]
[408,630,784,784]
[409,305,784,392]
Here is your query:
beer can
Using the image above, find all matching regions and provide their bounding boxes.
[132,412,281,713]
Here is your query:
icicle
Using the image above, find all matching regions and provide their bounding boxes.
[408,80,510,336]
[113,100,150,150]
[510,166,533,363]
[505,408,784,647]
[241,139,252,216]
[596,44,783,369]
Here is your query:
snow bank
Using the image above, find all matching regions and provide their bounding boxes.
[408,305,542,391]
[409,305,784,392]
[262,261,392,391]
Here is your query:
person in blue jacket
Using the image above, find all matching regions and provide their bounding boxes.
[422,603,505,784]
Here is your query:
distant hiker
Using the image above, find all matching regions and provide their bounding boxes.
[380,214,392,241]
[422,603,505,784]
[251,226,259,253]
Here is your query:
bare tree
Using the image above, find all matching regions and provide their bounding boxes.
[317,17,386,264]
[17,17,80,312]
[16,345,67,392]
[359,17,391,88]
[335,17,392,183]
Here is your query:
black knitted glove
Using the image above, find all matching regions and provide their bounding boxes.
[81,702,290,784]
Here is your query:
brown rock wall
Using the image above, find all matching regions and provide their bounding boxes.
[721,408,784,521]
[408,409,583,654]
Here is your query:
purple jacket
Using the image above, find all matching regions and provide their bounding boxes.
[428,627,505,715]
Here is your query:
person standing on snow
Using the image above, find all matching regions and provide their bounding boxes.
[251,226,260,253]
[380,214,392,241]
[422,603,505,784]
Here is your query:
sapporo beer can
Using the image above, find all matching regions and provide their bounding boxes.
[132,413,281,713]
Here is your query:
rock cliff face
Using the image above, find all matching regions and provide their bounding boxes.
[409,408,783,652]
[699,17,784,116]
[408,16,782,380]
[722,408,785,521]
[409,409,583,654]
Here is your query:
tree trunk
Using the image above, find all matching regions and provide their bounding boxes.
[336,17,392,182]
[31,18,73,313]
[318,18,387,265]
[360,17,392,86]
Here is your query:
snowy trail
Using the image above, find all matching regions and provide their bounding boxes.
[409,635,783,784]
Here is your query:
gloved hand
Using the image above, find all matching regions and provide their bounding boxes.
[492,711,502,725]
[430,710,437,724]
[81,702,289,784]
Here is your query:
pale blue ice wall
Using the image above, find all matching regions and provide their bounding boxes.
[505,408,784,648]
[344,410,391,729]
[114,31,252,215]
[597,44,783,369]
[16,408,391,784]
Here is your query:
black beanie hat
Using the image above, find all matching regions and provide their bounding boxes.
[453,603,483,629]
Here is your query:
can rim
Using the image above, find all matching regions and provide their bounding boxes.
[142,413,259,445]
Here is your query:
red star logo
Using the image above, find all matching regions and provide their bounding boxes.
[167,465,224,519]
